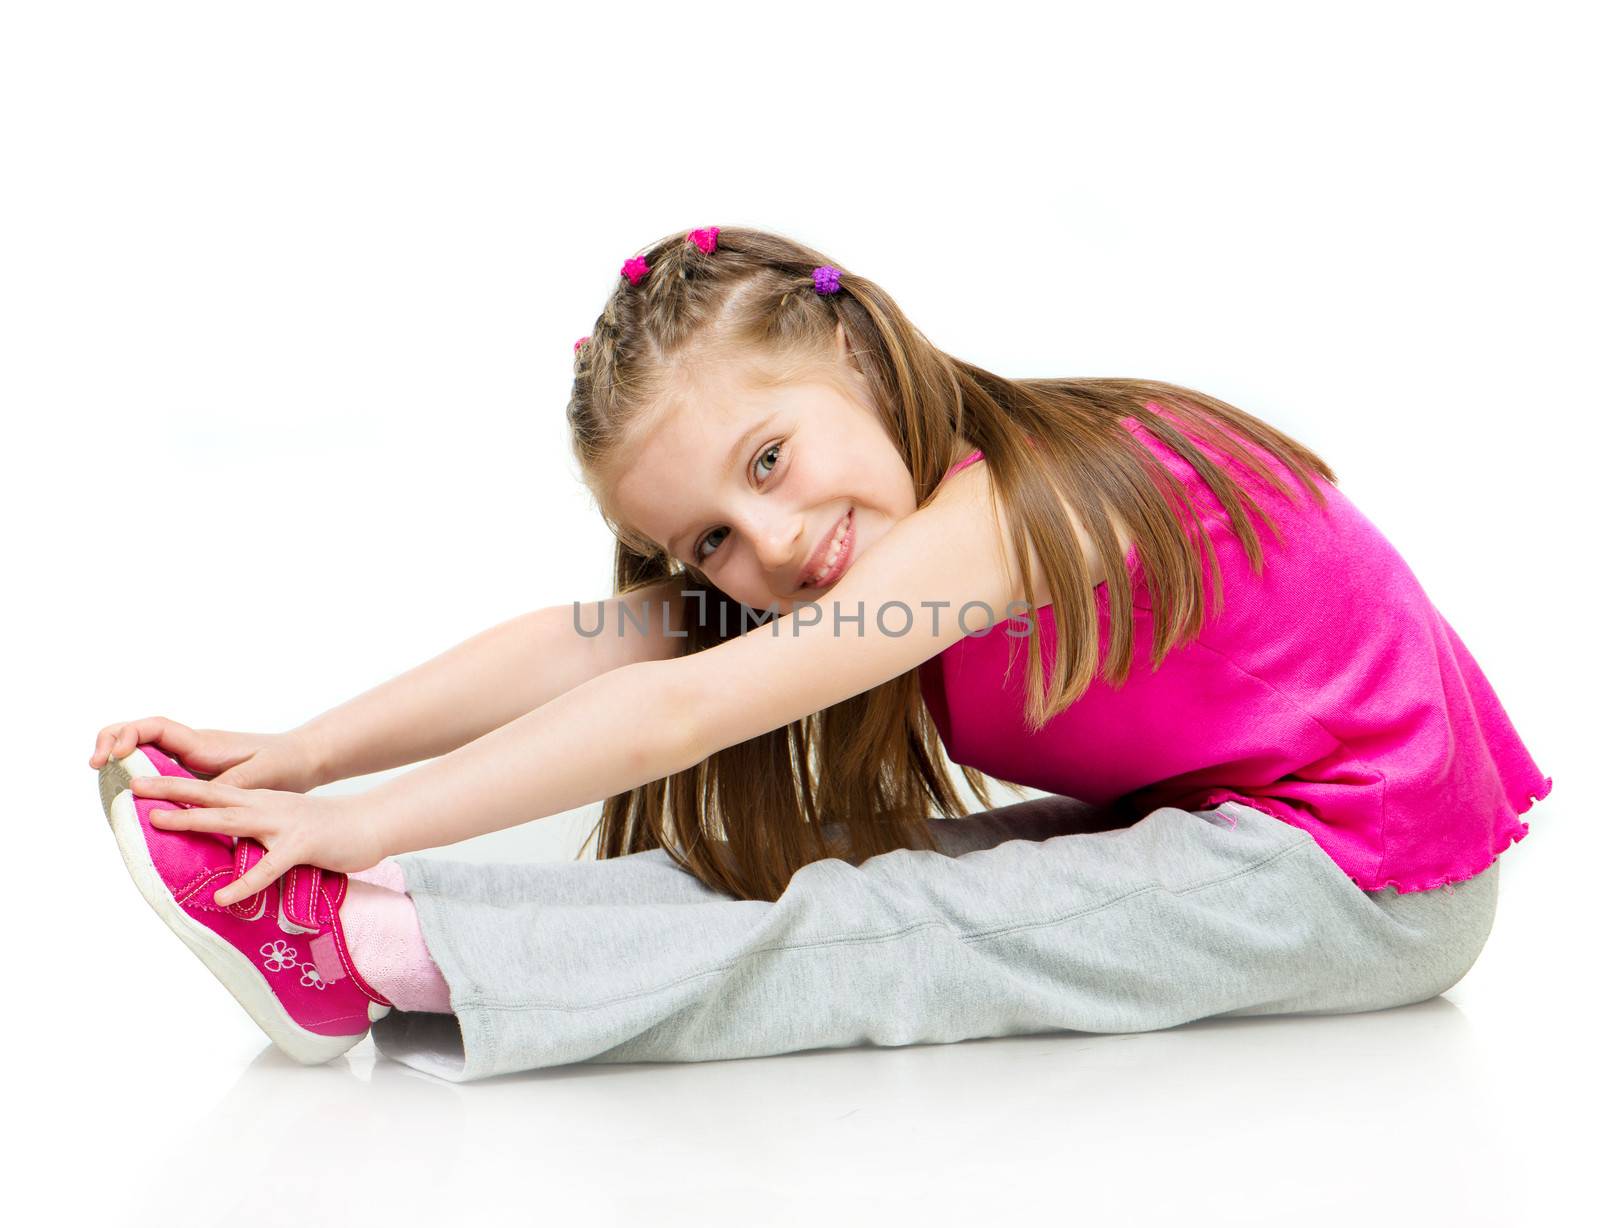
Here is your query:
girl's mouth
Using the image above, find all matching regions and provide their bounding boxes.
[800,508,855,590]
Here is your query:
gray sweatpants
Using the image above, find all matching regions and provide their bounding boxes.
[371,797,1500,1083]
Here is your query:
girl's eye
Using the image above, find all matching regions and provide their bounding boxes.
[694,526,729,563]
[693,441,786,564]
[754,441,783,480]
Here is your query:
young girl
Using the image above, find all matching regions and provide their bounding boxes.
[90,225,1553,1082]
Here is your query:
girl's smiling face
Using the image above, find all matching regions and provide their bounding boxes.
[608,326,931,617]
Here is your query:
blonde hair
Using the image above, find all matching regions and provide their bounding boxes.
[567,225,1335,901]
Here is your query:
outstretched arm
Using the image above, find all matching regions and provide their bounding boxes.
[287,579,687,784]
[365,460,1099,859]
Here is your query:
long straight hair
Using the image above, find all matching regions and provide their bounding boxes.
[566,226,1336,902]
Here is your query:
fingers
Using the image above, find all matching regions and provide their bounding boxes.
[132,777,261,843]
[89,717,190,769]
[89,721,134,768]
[214,844,289,908]
[130,774,251,808]
[89,719,145,768]
[149,805,245,835]
[138,775,254,837]
[131,772,284,906]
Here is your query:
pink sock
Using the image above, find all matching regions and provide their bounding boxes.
[350,858,410,893]
[328,859,453,1014]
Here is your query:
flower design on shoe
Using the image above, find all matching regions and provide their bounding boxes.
[260,939,298,972]
[298,964,328,991]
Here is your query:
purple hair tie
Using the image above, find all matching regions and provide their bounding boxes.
[621,256,650,286]
[687,226,720,254]
[812,265,842,295]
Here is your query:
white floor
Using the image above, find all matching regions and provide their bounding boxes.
[25,803,1590,1227]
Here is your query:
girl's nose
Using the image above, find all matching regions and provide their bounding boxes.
[751,513,806,575]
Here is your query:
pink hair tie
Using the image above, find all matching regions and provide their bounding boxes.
[573,335,590,354]
[812,265,842,295]
[621,256,650,286]
[687,226,720,254]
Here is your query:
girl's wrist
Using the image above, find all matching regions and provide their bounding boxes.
[284,722,337,791]
[358,776,411,863]
[342,790,395,870]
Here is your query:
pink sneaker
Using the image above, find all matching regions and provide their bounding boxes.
[97,742,393,1065]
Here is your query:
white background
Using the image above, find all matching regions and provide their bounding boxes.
[6,1,1594,1224]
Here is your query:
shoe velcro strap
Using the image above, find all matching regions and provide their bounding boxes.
[227,837,270,920]
[281,864,323,930]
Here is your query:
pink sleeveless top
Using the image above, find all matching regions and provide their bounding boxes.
[917,403,1553,893]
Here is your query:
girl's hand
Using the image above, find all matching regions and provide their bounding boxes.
[89,718,326,794]
[128,776,384,908]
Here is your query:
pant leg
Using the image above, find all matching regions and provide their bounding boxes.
[370,799,1500,1082]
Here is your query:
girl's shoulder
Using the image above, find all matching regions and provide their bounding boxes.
[929,440,1123,596]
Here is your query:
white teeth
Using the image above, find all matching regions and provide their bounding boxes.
[808,511,851,586]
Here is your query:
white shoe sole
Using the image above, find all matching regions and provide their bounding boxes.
[98,748,388,1066]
